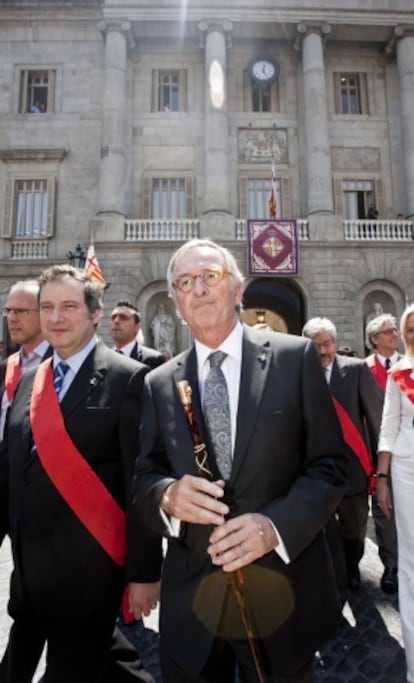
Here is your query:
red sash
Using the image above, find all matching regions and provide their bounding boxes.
[4,352,21,402]
[366,354,388,391]
[30,358,134,622]
[332,397,374,492]
[30,358,126,565]
[389,360,414,405]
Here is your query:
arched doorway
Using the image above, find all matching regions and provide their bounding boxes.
[241,278,306,335]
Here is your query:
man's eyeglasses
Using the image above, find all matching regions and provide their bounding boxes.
[173,268,231,293]
[377,327,398,336]
[2,307,39,317]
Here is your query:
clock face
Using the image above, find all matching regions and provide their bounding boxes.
[252,60,276,81]
[248,57,279,85]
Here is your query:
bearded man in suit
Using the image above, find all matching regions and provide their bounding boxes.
[128,239,348,683]
[0,265,159,683]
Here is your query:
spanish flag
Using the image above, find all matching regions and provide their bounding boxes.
[84,244,106,287]
[269,162,277,220]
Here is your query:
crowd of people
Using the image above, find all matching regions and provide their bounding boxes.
[0,239,412,682]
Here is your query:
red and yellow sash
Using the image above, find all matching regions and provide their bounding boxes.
[332,397,374,492]
[389,360,414,405]
[4,352,21,403]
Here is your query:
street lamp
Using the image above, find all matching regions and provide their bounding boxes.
[66,243,86,268]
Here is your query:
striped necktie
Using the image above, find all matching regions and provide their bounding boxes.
[53,361,70,398]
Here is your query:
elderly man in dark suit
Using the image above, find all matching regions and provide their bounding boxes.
[110,300,165,369]
[0,265,159,683]
[302,317,383,593]
[128,239,348,683]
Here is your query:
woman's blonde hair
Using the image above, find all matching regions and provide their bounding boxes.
[400,303,414,354]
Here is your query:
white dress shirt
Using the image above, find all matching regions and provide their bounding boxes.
[53,335,98,402]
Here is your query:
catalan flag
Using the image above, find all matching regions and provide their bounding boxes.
[269,162,277,220]
[84,243,106,287]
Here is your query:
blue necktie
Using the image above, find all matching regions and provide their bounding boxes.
[53,361,70,398]
[203,351,232,480]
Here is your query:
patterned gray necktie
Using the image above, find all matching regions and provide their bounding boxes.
[203,351,232,480]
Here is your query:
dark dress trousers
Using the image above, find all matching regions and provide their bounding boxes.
[0,342,158,682]
[328,355,383,581]
[129,325,348,678]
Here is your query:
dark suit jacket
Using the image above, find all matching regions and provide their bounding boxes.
[329,355,383,494]
[129,325,348,675]
[0,341,157,618]
[129,341,165,370]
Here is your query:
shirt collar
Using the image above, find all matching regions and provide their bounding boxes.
[20,339,49,363]
[115,340,136,356]
[54,334,98,374]
[376,351,400,367]
[195,321,243,370]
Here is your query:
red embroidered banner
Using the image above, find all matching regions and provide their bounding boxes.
[247,220,298,276]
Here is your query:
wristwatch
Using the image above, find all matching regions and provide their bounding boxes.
[374,472,389,480]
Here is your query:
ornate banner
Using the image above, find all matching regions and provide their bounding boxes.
[247,220,298,276]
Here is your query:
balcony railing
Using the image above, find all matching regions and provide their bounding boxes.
[11,239,49,259]
[344,220,413,241]
[125,219,200,241]
[124,218,310,241]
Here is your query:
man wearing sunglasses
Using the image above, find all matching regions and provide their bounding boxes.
[128,238,348,683]
[366,313,401,595]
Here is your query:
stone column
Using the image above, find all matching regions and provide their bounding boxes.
[299,24,334,218]
[97,21,133,218]
[396,30,414,219]
[199,20,234,239]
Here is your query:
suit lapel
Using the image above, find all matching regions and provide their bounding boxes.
[231,328,272,482]
[59,342,108,419]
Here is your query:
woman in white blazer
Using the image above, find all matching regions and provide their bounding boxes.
[377,302,414,683]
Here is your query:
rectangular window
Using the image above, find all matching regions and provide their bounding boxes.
[19,69,56,114]
[152,178,186,219]
[243,71,279,113]
[15,179,49,237]
[158,71,179,111]
[151,69,187,112]
[247,178,281,219]
[334,72,368,115]
[342,180,375,219]
[252,83,271,113]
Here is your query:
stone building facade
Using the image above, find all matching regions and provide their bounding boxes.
[0,0,413,355]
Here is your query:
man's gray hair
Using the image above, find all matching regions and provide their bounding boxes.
[9,279,39,297]
[166,238,244,298]
[365,313,397,350]
[302,317,337,341]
